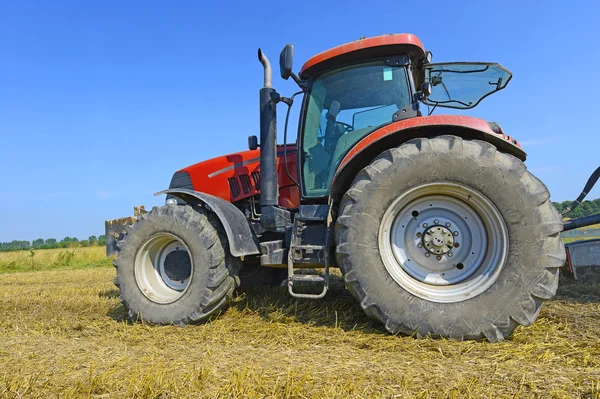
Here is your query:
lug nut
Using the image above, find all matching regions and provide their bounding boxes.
[425,253,431,257]
[417,243,423,248]
[453,231,459,236]
[436,255,442,260]
[417,232,422,237]
[454,242,460,248]
[423,223,428,228]
[448,252,453,257]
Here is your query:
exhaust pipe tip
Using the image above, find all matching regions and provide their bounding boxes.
[258,48,272,89]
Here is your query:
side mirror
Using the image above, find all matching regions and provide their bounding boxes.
[425,51,433,64]
[420,81,432,99]
[248,135,259,151]
[279,44,294,80]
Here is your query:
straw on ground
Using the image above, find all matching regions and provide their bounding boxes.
[0,247,599,398]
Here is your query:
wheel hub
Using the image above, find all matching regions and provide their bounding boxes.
[378,182,509,303]
[134,233,194,304]
[163,250,191,285]
[422,225,454,255]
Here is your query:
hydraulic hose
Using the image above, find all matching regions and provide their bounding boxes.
[563,213,600,231]
[561,166,600,216]
[282,91,303,187]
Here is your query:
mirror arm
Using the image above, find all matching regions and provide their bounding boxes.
[290,72,306,90]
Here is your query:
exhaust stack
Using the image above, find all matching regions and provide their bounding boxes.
[257,49,279,212]
[257,49,291,231]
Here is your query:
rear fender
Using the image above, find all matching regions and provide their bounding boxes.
[155,188,261,257]
[330,115,526,203]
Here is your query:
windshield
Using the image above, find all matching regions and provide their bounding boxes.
[424,62,512,109]
[302,60,412,197]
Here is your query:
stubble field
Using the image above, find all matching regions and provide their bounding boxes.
[0,247,599,398]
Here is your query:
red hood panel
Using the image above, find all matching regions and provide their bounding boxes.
[178,145,299,208]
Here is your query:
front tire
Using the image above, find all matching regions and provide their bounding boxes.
[114,205,240,325]
[335,136,565,341]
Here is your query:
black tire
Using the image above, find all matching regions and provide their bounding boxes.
[114,205,240,325]
[335,136,565,341]
[238,262,287,288]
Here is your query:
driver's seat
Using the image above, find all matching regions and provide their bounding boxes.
[324,100,342,154]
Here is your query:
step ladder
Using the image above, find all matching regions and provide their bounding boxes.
[287,209,330,299]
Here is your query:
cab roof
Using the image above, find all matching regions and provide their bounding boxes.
[300,34,426,79]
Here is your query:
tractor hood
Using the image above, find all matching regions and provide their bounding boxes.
[168,145,299,208]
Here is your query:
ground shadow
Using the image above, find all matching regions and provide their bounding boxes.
[99,289,132,322]
[232,274,387,335]
[102,274,385,334]
[99,289,120,299]
[107,306,130,322]
[554,267,600,304]
[102,267,600,333]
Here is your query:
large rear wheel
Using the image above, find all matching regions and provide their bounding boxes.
[335,136,565,341]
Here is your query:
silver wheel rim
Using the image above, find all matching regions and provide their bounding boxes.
[134,233,193,304]
[378,182,508,303]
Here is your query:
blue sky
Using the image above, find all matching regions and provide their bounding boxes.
[1,0,599,242]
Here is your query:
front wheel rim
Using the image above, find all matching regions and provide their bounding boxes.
[378,182,509,303]
[134,233,193,304]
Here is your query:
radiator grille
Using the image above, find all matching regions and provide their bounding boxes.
[239,174,253,194]
[227,177,242,198]
[251,171,260,188]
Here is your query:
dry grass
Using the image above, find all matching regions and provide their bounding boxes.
[0,259,599,398]
[0,246,110,273]
[563,236,600,244]
[580,223,600,229]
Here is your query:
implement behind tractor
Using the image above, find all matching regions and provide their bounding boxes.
[107,34,600,341]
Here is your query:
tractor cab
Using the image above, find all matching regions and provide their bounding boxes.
[288,35,512,198]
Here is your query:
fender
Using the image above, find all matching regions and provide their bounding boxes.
[330,115,526,201]
[155,188,260,257]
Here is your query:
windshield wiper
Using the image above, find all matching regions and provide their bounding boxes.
[431,75,451,100]
[426,99,473,107]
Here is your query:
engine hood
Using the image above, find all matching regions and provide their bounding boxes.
[168,145,299,207]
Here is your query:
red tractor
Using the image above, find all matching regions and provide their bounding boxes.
[110,34,600,341]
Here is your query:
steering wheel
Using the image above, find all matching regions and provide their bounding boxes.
[336,121,354,132]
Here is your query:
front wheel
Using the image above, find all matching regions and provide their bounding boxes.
[335,136,565,341]
[114,205,240,325]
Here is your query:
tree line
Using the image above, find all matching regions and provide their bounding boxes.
[553,198,600,220]
[0,236,106,252]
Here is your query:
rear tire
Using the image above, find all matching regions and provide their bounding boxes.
[114,205,240,325]
[335,136,565,341]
